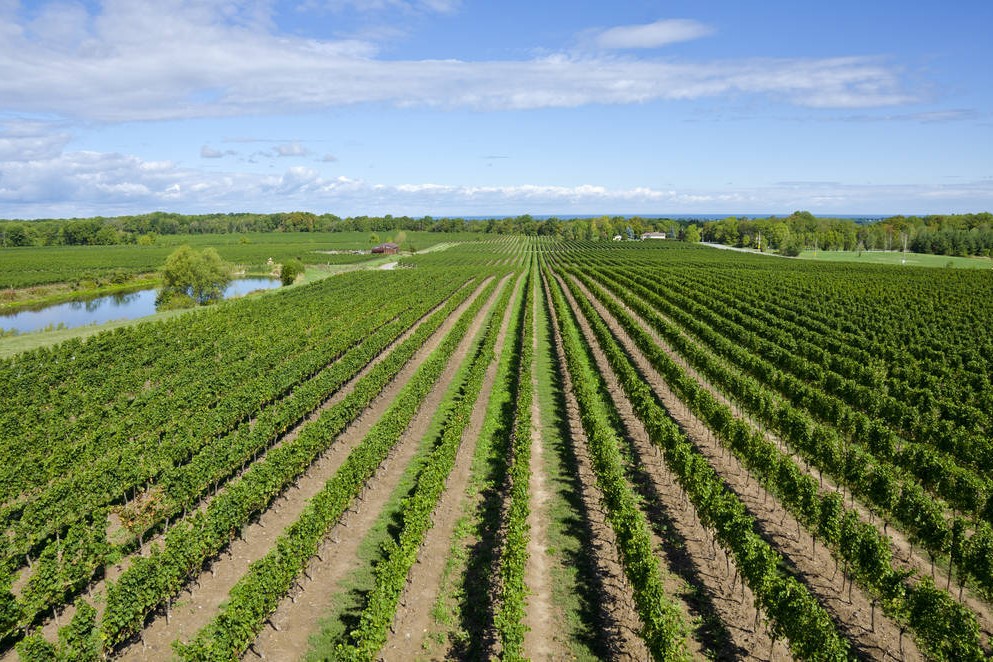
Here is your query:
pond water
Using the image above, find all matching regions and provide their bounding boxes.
[1,277,280,334]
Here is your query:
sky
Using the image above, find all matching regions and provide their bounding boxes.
[0,0,991,219]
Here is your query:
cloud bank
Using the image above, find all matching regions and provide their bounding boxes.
[0,2,914,122]
[2,140,989,219]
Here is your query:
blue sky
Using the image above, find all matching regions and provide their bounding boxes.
[0,0,991,219]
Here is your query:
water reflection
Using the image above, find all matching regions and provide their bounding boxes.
[1,277,279,334]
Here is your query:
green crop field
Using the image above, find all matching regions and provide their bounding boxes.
[0,231,478,289]
[2,238,992,660]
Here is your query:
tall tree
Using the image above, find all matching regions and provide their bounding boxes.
[158,245,232,308]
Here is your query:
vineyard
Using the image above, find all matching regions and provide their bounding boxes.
[2,237,993,660]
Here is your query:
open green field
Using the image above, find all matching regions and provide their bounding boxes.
[799,248,993,269]
[0,230,479,290]
[2,238,993,660]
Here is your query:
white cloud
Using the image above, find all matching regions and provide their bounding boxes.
[200,145,224,158]
[273,142,310,157]
[592,19,713,50]
[2,141,990,219]
[0,121,72,162]
[0,2,915,121]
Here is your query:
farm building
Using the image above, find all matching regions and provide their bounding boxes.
[371,242,400,254]
[641,231,667,240]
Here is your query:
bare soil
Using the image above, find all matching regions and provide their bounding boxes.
[521,281,569,661]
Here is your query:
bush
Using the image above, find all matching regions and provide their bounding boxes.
[280,258,305,286]
[779,238,804,257]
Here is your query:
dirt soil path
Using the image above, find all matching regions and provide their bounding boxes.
[380,273,522,660]
[590,271,993,648]
[556,273,781,660]
[568,272,922,661]
[521,279,568,661]
[112,278,496,661]
[246,275,511,661]
[541,272,650,662]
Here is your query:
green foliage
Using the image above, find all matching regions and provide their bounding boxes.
[175,277,501,660]
[494,268,535,659]
[546,264,691,661]
[554,265,847,659]
[779,236,804,256]
[57,600,100,662]
[0,584,21,638]
[0,231,475,290]
[338,273,513,660]
[15,632,56,661]
[158,245,232,307]
[562,243,989,659]
[683,224,701,243]
[280,258,304,286]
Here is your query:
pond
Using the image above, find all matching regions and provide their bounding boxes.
[1,277,280,334]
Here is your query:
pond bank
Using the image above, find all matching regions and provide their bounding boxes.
[0,274,160,313]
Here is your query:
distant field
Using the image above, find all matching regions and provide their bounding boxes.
[798,248,993,269]
[0,231,478,288]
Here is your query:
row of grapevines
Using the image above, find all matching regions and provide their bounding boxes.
[669,263,992,466]
[1,271,465,571]
[582,264,993,599]
[494,262,535,659]
[4,310,390,567]
[543,264,690,661]
[154,282,473,518]
[627,262,991,516]
[0,279,476,651]
[95,275,501,652]
[546,263,848,660]
[1,277,369,498]
[680,250,993,420]
[337,271,518,660]
[173,275,505,660]
[566,268,985,661]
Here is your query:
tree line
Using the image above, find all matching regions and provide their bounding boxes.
[1,210,991,258]
[697,211,993,257]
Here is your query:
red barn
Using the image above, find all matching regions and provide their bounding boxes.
[371,242,400,255]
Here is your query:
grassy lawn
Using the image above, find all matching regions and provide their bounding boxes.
[798,249,993,269]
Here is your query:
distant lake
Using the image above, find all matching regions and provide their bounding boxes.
[1,277,280,334]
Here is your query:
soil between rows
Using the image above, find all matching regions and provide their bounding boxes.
[521,277,568,661]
